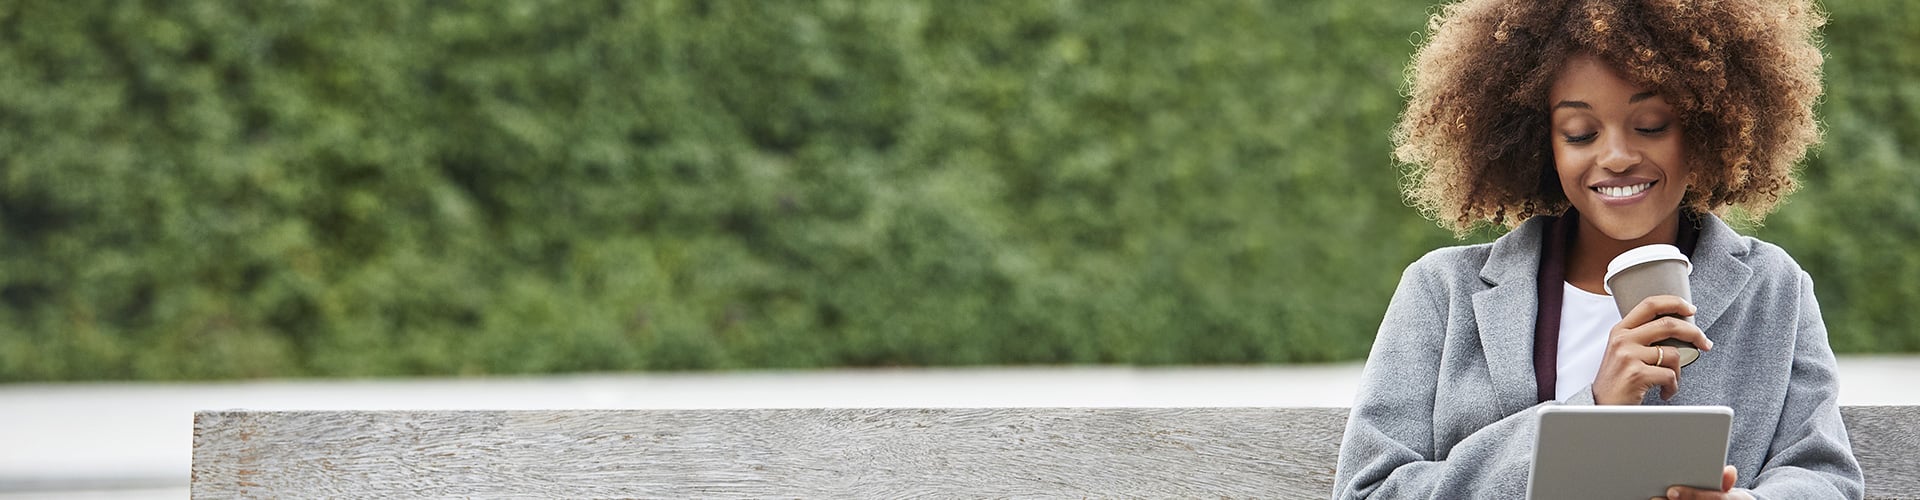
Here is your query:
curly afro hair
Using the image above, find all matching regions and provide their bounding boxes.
[1394,0,1825,234]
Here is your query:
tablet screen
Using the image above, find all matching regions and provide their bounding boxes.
[1526,405,1732,500]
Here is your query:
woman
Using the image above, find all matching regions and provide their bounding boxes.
[1333,0,1863,498]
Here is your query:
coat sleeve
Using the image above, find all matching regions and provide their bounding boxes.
[1331,257,1590,499]
[1746,271,1864,499]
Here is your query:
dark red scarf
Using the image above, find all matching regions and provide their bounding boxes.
[1532,209,1701,403]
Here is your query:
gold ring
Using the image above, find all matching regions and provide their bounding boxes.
[1655,346,1665,366]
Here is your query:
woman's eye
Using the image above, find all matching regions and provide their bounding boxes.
[1563,132,1597,144]
[1636,124,1671,134]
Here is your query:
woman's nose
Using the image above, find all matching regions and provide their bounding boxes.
[1596,131,1641,172]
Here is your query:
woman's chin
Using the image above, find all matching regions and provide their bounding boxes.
[1575,198,1684,243]
[1582,215,1669,243]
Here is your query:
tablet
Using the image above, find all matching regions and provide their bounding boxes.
[1526,405,1732,500]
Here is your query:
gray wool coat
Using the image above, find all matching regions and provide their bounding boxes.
[1332,214,1864,499]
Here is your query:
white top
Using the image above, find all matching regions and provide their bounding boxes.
[1556,282,1622,401]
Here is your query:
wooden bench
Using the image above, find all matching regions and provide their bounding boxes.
[193,406,1917,498]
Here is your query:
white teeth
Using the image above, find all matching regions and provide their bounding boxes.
[1596,182,1653,197]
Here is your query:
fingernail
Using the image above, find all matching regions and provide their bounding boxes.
[1705,339,1714,350]
[1668,487,1680,498]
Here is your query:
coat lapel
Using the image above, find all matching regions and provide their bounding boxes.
[1473,218,1549,414]
[1687,215,1754,335]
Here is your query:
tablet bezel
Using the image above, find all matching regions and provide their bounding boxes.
[1525,405,1733,500]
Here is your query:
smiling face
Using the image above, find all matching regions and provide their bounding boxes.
[1549,53,1691,243]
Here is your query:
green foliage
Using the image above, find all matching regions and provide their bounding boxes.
[1752,0,1920,353]
[0,0,1913,381]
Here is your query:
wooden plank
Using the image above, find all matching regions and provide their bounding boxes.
[1844,406,1920,500]
[192,407,1348,498]
[192,406,1916,498]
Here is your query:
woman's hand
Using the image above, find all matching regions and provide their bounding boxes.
[1593,295,1714,405]
[1659,465,1754,499]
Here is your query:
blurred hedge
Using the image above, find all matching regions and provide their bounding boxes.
[0,1,1914,381]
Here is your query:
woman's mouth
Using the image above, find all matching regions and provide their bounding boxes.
[1596,182,1652,197]
[1592,181,1655,205]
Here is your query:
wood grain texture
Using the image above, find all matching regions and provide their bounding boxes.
[1843,406,1920,500]
[193,407,1348,498]
[192,406,1915,499]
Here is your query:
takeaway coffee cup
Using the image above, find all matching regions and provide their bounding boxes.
[1604,244,1701,367]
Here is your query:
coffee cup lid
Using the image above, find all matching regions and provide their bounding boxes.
[1603,244,1692,295]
